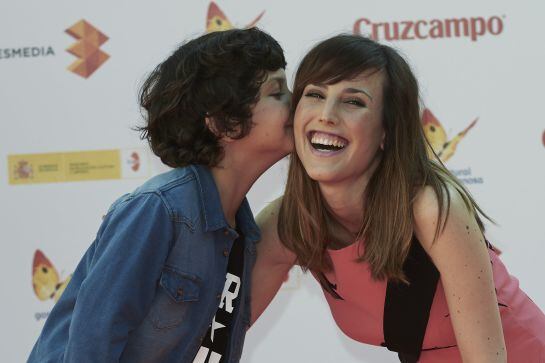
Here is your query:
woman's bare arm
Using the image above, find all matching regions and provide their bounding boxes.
[413,186,506,363]
[250,197,296,325]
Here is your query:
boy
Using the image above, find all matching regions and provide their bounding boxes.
[28,28,292,363]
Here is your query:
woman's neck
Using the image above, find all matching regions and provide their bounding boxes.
[319,157,381,236]
[320,180,365,235]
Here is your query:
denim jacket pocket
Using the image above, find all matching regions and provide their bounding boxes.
[148,268,201,330]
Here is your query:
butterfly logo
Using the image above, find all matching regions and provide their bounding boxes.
[422,108,478,162]
[205,1,264,33]
[32,250,72,302]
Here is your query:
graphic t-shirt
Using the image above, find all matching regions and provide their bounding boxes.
[192,231,245,363]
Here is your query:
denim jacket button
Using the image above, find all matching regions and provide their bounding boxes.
[176,288,183,297]
[216,293,221,300]
[223,249,229,257]
[223,229,229,236]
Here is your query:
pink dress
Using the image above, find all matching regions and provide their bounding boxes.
[317,242,545,362]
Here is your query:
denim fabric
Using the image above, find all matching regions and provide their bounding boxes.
[28,165,260,363]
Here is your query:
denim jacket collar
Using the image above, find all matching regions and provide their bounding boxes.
[190,165,261,243]
[235,198,261,243]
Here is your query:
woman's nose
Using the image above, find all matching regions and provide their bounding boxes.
[319,102,339,126]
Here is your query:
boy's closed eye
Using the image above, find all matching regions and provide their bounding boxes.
[270,91,285,99]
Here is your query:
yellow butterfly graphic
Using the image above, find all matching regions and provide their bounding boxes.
[32,249,72,302]
[422,108,478,162]
[205,1,264,33]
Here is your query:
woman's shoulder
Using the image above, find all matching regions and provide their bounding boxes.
[412,182,478,252]
[413,182,470,223]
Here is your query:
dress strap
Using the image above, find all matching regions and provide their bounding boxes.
[383,236,440,362]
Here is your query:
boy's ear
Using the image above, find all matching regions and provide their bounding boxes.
[205,116,236,143]
[205,116,220,136]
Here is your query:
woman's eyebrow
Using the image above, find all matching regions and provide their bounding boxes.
[344,87,373,101]
[307,84,373,101]
[308,83,326,89]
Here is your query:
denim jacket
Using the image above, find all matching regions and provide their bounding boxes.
[28,165,260,363]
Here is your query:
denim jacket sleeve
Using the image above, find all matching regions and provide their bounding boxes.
[63,192,175,362]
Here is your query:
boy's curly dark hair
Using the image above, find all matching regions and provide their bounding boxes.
[137,28,287,168]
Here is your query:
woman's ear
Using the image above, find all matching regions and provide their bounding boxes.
[380,130,385,150]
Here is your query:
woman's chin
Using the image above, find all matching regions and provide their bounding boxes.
[305,169,343,185]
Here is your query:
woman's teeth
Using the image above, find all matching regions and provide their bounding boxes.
[310,132,347,152]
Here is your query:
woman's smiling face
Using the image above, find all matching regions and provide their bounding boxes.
[293,70,385,186]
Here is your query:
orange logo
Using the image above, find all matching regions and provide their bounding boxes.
[65,19,109,78]
[205,2,264,33]
[422,108,478,162]
[32,250,72,302]
[128,152,140,172]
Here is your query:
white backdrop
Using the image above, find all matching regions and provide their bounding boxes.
[1,0,544,362]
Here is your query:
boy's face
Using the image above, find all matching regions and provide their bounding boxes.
[231,69,293,163]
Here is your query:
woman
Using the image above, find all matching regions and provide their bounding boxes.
[251,34,545,362]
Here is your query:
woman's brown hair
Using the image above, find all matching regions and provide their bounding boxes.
[278,34,489,282]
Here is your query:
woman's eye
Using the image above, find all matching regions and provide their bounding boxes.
[304,92,324,99]
[345,99,366,107]
[270,92,284,99]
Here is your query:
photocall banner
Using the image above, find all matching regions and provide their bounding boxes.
[1,0,543,362]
